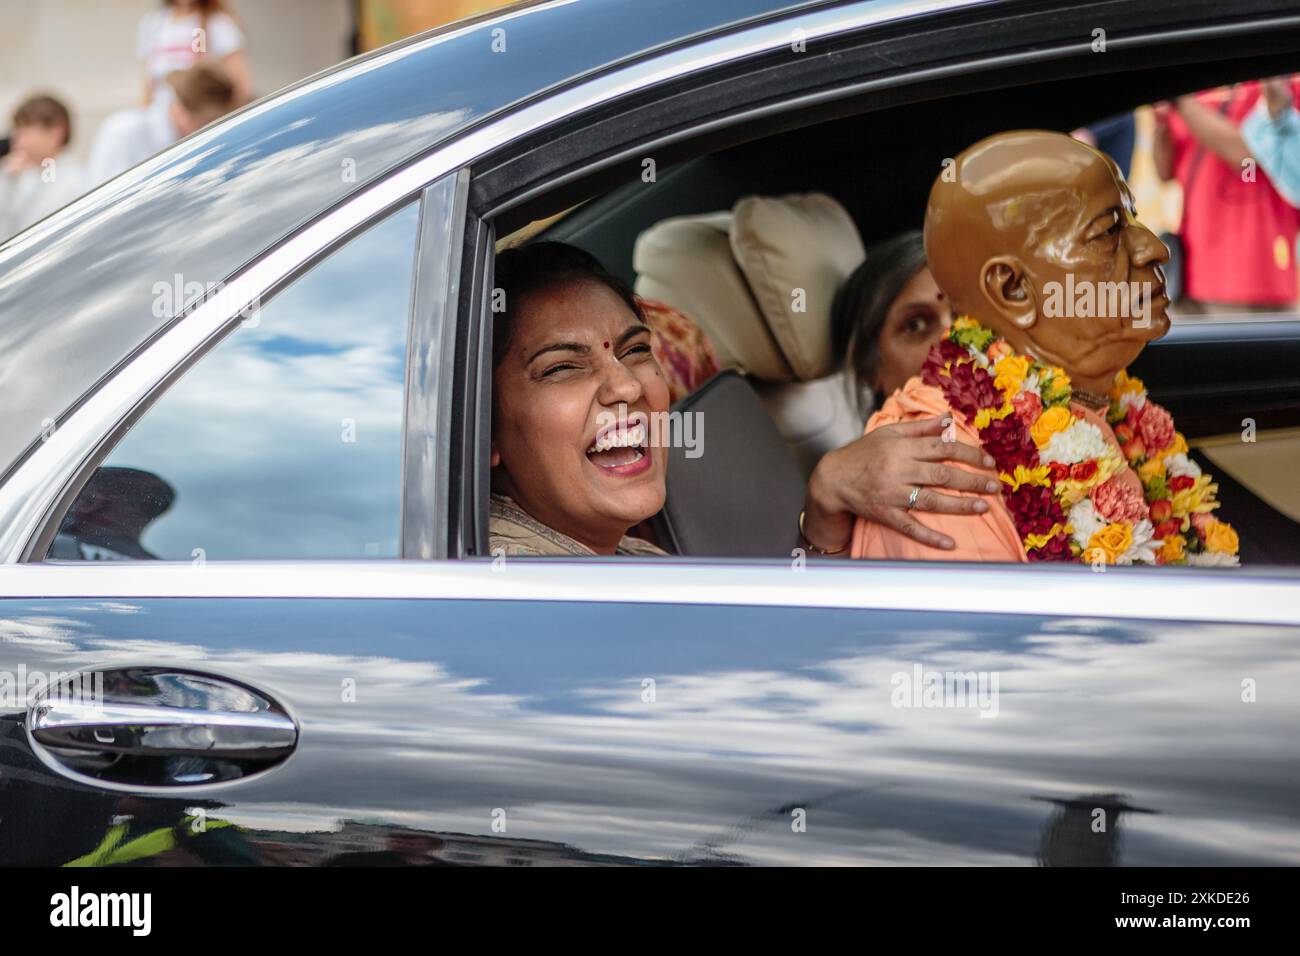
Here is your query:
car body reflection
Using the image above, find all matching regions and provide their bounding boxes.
[1,597,1296,865]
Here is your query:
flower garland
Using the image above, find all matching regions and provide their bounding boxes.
[920,318,1240,566]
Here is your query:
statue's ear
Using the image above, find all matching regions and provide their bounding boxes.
[980,256,1038,330]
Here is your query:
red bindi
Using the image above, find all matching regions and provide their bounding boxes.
[603,341,610,349]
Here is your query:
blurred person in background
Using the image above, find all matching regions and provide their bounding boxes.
[1071,113,1137,179]
[1242,76,1300,208]
[0,94,87,240]
[138,0,252,108]
[1155,79,1300,314]
[88,64,235,185]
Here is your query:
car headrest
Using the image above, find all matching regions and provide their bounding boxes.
[652,370,805,557]
[633,193,865,383]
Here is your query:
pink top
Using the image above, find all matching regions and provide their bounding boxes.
[849,376,1141,562]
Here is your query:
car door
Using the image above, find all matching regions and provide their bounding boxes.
[0,169,467,865]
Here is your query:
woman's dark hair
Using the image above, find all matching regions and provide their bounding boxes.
[830,229,927,415]
[492,241,642,369]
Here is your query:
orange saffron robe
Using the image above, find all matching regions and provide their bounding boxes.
[848,375,1142,562]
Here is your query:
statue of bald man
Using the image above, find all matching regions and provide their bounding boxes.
[849,130,1239,567]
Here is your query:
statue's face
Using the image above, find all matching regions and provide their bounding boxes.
[1012,147,1170,387]
[926,131,1171,393]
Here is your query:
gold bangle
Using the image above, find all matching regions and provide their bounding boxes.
[799,509,848,556]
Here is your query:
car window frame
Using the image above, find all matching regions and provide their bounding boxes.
[19,172,467,565]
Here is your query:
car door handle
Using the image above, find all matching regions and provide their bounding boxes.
[31,698,298,760]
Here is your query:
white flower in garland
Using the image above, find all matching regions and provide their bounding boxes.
[1116,389,1146,417]
[1186,550,1241,567]
[1068,497,1106,549]
[1117,519,1158,565]
[1163,452,1202,480]
[1040,420,1113,465]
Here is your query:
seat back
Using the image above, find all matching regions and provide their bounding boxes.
[652,370,805,557]
[633,192,867,477]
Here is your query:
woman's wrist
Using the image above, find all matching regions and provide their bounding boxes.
[802,459,854,554]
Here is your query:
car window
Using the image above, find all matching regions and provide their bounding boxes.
[47,200,421,561]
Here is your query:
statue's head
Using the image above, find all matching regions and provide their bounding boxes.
[924,130,1170,394]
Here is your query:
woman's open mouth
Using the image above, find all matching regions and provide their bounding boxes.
[585,418,652,477]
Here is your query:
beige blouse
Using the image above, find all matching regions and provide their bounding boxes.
[488,494,666,557]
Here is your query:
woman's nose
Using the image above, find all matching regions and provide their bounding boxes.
[596,356,644,406]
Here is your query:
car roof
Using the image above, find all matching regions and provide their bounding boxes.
[0,0,852,479]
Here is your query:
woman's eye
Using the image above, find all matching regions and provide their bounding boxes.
[904,314,931,335]
[621,343,652,359]
[540,363,580,378]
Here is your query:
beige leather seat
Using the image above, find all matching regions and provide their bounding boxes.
[633,193,866,476]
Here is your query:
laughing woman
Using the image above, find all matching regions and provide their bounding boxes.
[490,242,669,556]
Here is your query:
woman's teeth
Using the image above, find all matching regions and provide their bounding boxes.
[586,424,646,455]
[586,423,647,469]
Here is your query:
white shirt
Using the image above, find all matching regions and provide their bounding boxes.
[0,154,88,241]
[87,102,180,186]
[137,9,244,101]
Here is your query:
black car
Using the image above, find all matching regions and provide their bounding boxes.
[1,0,1298,867]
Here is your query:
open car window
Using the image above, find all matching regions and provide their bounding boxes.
[481,72,1300,568]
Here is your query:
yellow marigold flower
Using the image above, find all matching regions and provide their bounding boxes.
[1088,522,1133,564]
[1110,369,1145,400]
[1171,475,1219,518]
[993,353,1024,390]
[1206,520,1240,555]
[973,400,1014,430]
[1000,464,1051,492]
[1047,367,1071,391]
[953,316,979,331]
[1024,522,1071,550]
[1030,405,1075,447]
[994,373,1021,396]
[1148,430,1189,465]
[1158,535,1185,564]
[1138,457,1167,483]
[1052,479,1087,508]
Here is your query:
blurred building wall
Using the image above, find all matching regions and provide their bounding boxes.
[357,0,517,50]
[0,0,353,163]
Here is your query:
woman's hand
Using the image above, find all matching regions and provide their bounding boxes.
[802,417,1000,553]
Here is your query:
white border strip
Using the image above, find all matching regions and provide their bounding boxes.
[2,561,1297,626]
